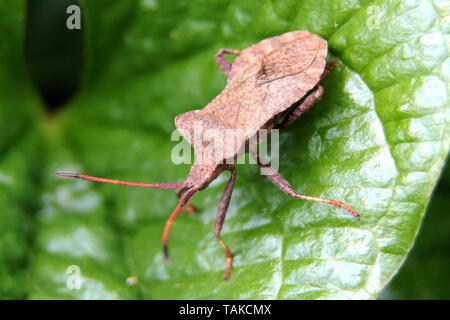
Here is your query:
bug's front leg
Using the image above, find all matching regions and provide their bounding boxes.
[215,168,237,280]
[176,185,198,214]
[215,48,240,77]
[275,85,324,130]
[162,187,200,261]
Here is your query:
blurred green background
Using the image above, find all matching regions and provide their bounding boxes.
[0,0,449,299]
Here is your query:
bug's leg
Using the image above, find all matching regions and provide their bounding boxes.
[252,154,361,219]
[275,85,324,130]
[162,187,199,262]
[275,61,335,130]
[215,168,237,280]
[320,61,335,81]
[215,48,240,77]
[175,185,188,198]
[176,185,198,214]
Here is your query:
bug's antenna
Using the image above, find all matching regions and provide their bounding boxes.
[162,187,198,262]
[56,171,186,190]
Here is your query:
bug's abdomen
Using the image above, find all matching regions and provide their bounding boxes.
[175,30,328,166]
[229,31,326,81]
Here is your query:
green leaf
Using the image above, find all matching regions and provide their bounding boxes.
[1,0,449,299]
[380,160,450,299]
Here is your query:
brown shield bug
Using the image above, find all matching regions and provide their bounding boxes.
[57,31,361,280]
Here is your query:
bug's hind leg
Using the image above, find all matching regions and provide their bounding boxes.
[215,48,240,77]
[252,154,361,219]
[320,61,335,80]
[215,168,237,280]
[275,61,335,130]
[275,85,324,130]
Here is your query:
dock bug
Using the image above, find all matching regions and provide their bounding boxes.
[57,31,361,280]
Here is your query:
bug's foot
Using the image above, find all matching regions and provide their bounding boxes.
[181,203,198,214]
[223,262,232,281]
[216,235,233,280]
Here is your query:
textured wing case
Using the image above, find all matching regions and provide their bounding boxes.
[175,31,327,164]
